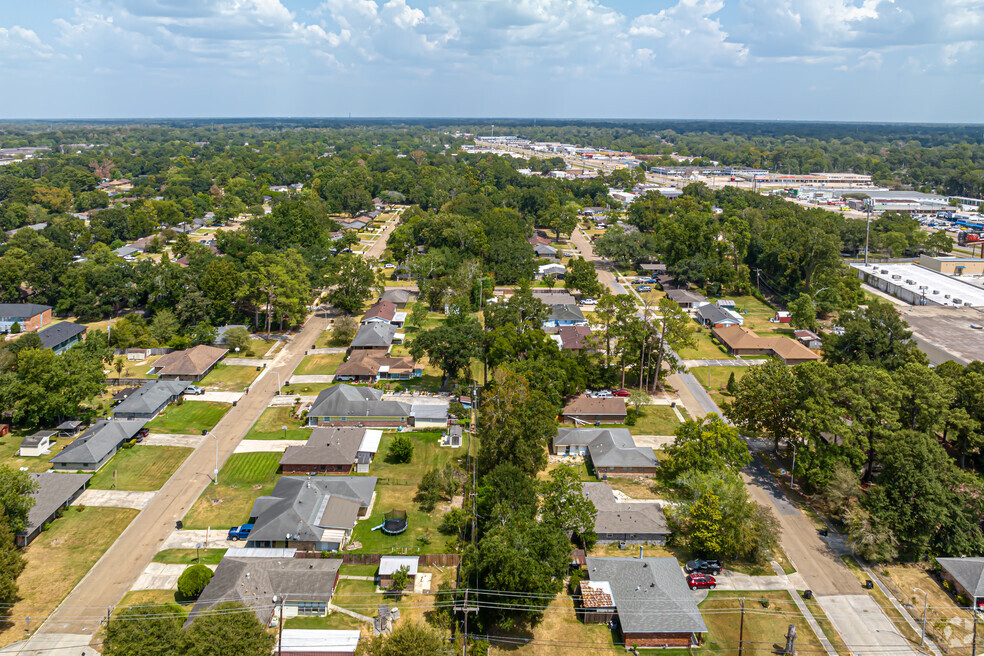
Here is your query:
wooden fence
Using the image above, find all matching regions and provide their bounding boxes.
[295,552,461,567]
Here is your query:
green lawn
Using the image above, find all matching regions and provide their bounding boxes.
[349,431,468,554]
[182,452,281,529]
[198,364,261,392]
[284,613,366,631]
[249,338,274,357]
[153,548,227,565]
[282,382,337,395]
[243,406,310,440]
[698,591,833,656]
[691,366,751,408]
[630,404,688,435]
[294,352,345,376]
[331,578,380,615]
[0,427,63,473]
[676,325,735,360]
[146,401,231,434]
[0,507,139,646]
[89,445,192,491]
[116,590,191,614]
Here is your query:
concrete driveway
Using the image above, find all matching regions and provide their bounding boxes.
[142,434,204,447]
[233,439,305,453]
[75,489,157,510]
[186,391,241,403]
[0,633,100,656]
[818,594,920,655]
[132,562,218,591]
[160,529,239,550]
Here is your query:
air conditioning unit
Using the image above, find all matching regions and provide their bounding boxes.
[918,285,928,290]
[891,274,902,280]
[945,294,951,299]
[932,290,940,295]
[880,269,889,274]
[905,279,916,285]
[953,298,963,304]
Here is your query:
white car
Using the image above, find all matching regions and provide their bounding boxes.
[383,263,396,269]
[581,298,597,306]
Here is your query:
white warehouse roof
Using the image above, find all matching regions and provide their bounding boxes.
[852,263,984,307]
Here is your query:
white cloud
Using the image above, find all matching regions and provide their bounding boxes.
[629,0,748,67]
[0,25,54,61]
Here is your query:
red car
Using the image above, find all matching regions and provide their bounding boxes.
[613,389,630,397]
[687,573,717,590]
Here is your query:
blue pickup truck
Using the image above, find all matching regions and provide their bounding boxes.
[227,524,254,541]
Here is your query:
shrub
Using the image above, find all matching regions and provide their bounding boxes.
[9,322,20,334]
[625,408,639,426]
[568,568,585,595]
[438,508,465,535]
[387,434,414,464]
[177,564,214,598]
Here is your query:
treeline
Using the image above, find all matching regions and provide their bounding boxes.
[728,302,984,561]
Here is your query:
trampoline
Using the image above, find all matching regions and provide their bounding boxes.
[373,509,408,536]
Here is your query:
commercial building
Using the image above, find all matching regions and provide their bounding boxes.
[0,303,52,333]
[918,254,984,276]
[851,263,984,307]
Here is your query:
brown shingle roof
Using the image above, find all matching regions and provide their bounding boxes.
[335,351,417,378]
[562,397,627,417]
[559,325,593,350]
[152,345,227,377]
[712,326,820,362]
[362,301,396,323]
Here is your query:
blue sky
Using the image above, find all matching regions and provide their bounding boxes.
[1,0,981,122]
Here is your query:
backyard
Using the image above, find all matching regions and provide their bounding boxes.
[115,589,190,614]
[629,404,688,435]
[0,428,63,473]
[89,445,192,491]
[198,364,261,392]
[294,352,346,376]
[182,452,281,529]
[146,401,231,434]
[488,592,617,656]
[242,406,310,440]
[349,431,469,554]
[0,507,139,646]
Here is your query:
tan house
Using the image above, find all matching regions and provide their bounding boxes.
[150,344,228,381]
[711,326,821,364]
[333,351,422,383]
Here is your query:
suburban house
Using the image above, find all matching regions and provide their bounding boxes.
[544,304,589,328]
[279,427,383,475]
[15,472,91,546]
[582,557,707,647]
[50,419,147,471]
[533,243,558,259]
[111,380,189,420]
[554,427,659,475]
[582,482,670,544]
[638,263,667,275]
[665,289,709,309]
[0,303,52,333]
[18,430,57,457]
[410,402,449,430]
[556,325,595,351]
[333,351,422,383]
[307,385,412,428]
[711,326,821,364]
[537,262,566,279]
[349,322,399,353]
[379,288,416,308]
[149,344,227,381]
[361,301,406,328]
[187,555,343,626]
[937,558,984,609]
[378,556,419,589]
[696,304,744,328]
[244,476,378,551]
[37,322,87,354]
[278,630,361,656]
[531,290,577,306]
[794,329,823,350]
[561,397,627,425]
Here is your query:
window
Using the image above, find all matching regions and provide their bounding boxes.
[296,601,326,616]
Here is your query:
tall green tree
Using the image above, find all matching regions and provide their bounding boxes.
[476,368,557,477]
[539,464,597,540]
[665,413,751,476]
[184,602,275,656]
[407,311,483,387]
[103,603,185,656]
[726,358,799,453]
[823,301,926,371]
[323,254,382,315]
[563,257,602,298]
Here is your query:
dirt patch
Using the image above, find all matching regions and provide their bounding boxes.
[210,498,224,506]
[49,537,65,547]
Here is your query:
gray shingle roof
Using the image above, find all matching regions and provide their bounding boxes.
[21,472,91,537]
[50,420,147,466]
[20,430,56,448]
[308,384,410,419]
[665,289,707,305]
[279,427,366,467]
[938,558,984,597]
[0,303,51,320]
[112,380,188,416]
[247,476,377,543]
[351,322,397,348]
[187,556,342,626]
[547,304,586,323]
[411,403,449,420]
[554,428,657,469]
[37,322,87,349]
[697,304,740,325]
[380,289,415,305]
[530,291,576,306]
[582,482,669,536]
[585,557,707,634]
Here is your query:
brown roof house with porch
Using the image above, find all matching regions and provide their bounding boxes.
[279,427,383,475]
[582,556,707,648]
[361,301,406,328]
[561,397,627,425]
[711,326,821,365]
[149,344,227,381]
[333,351,422,383]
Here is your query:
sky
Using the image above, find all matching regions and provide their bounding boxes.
[0,0,982,122]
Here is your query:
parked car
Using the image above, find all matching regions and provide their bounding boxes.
[186,385,205,395]
[613,389,630,397]
[636,285,653,292]
[384,263,396,269]
[687,573,717,590]
[685,559,723,574]
[594,390,614,399]
[581,298,597,305]
[227,524,254,541]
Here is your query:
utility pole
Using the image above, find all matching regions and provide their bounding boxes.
[753,268,762,294]
[277,595,285,656]
[737,598,745,656]
[973,608,979,656]
[864,206,872,265]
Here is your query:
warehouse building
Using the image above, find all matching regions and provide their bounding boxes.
[851,263,984,307]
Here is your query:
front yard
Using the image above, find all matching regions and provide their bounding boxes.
[676,325,735,360]
[182,452,282,529]
[630,404,687,435]
[242,406,310,440]
[488,592,616,656]
[198,364,261,392]
[89,445,192,491]
[146,401,231,434]
[690,366,751,407]
[0,507,139,646]
[294,352,346,376]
